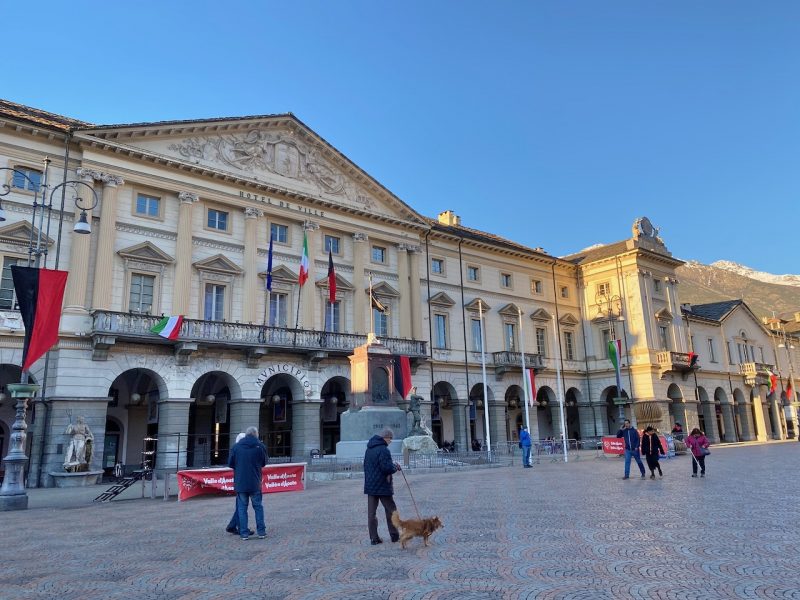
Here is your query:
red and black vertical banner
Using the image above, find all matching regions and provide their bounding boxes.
[393,355,412,399]
[11,266,68,372]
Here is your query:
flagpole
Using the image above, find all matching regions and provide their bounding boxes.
[518,307,531,433]
[552,314,568,462]
[478,301,492,460]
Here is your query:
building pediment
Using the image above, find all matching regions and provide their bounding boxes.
[316,272,353,292]
[655,308,673,321]
[260,264,296,284]
[193,254,243,275]
[559,312,580,326]
[79,116,423,224]
[498,303,521,317]
[367,281,400,298]
[465,298,491,313]
[0,221,53,248]
[117,241,174,265]
[530,308,552,322]
[429,292,456,308]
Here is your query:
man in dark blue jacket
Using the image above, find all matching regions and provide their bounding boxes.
[616,419,645,479]
[228,426,268,540]
[363,427,401,545]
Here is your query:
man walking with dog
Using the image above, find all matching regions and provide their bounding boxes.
[364,427,402,545]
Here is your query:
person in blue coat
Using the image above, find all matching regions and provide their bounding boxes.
[228,426,268,540]
[616,419,646,479]
[519,426,533,468]
[363,427,402,545]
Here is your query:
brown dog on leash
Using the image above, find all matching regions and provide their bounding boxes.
[391,511,443,549]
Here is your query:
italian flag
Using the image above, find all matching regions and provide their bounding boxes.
[150,315,184,340]
[767,369,777,396]
[298,232,309,286]
[787,378,795,403]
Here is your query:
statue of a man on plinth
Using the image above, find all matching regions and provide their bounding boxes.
[63,416,94,472]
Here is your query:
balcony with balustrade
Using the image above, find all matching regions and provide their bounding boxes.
[656,351,695,379]
[739,362,775,387]
[491,351,544,379]
[90,311,427,366]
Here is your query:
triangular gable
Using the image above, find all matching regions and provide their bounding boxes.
[117,241,174,265]
[498,303,521,317]
[465,298,491,313]
[78,115,425,224]
[559,312,579,326]
[654,308,673,321]
[429,292,456,307]
[530,308,552,322]
[367,281,400,298]
[316,272,353,291]
[193,253,243,275]
[0,221,53,248]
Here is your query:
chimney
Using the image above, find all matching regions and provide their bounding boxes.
[437,210,460,226]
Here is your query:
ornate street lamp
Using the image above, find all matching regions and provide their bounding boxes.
[596,292,627,420]
[0,160,99,511]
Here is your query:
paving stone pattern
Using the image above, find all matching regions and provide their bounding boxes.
[1,444,799,599]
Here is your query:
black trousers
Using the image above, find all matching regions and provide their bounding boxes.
[367,495,399,542]
[691,454,706,474]
[645,455,661,473]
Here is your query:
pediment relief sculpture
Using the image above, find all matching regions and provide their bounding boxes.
[168,129,377,211]
[193,253,243,275]
[117,241,174,265]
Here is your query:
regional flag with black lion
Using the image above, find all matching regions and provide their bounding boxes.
[11,266,69,372]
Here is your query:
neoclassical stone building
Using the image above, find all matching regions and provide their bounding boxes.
[0,99,796,487]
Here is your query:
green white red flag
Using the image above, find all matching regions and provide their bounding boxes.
[608,339,624,395]
[298,232,309,286]
[151,315,184,340]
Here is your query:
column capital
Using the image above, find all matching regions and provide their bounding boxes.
[178,191,199,204]
[100,173,124,186]
[244,207,264,219]
[303,220,319,231]
[76,168,103,182]
[353,232,368,242]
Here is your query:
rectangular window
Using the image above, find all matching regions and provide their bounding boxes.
[434,314,448,349]
[536,327,547,357]
[707,338,717,363]
[12,167,41,192]
[271,223,288,244]
[431,258,444,274]
[204,283,225,321]
[501,273,512,288]
[690,336,696,353]
[653,279,662,293]
[737,343,744,363]
[373,307,388,336]
[564,331,575,360]
[0,257,21,309]
[471,318,482,352]
[659,325,670,350]
[135,193,160,218]
[269,292,288,327]
[467,266,480,282]
[504,322,517,352]
[601,329,612,358]
[727,341,734,365]
[596,282,610,297]
[129,273,155,314]
[531,279,543,295]
[324,301,341,332]
[207,208,229,231]
[324,235,340,255]
[371,246,386,263]
[560,286,569,299]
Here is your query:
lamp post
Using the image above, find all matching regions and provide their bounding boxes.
[596,293,626,421]
[769,318,798,438]
[0,160,99,511]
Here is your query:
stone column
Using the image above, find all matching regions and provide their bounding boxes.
[737,403,754,441]
[593,404,609,437]
[228,399,262,447]
[751,393,767,440]
[173,192,198,316]
[352,233,368,333]
[301,221,319,329]
[408,247,423,341]
[720,403,737,442]
[155,400,191,470]
[64,169,101,312]
[242,208,263,324]
[701,402,719,443]
[770,399,783,439]
[451,400,468,452]
[488,400,507,446]
[550,403,563,439]
[91,173,124,310]
[684,402,700,432]
[578,404,596,439]
[291,397,323,458]
[396,244,412,339]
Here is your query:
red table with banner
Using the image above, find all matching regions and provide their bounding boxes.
[601,435,669,456]
[177,463,306,501]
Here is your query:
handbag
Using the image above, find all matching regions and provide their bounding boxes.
[700,447,710,456]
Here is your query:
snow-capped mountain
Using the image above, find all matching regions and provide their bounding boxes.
[708,261,800,288]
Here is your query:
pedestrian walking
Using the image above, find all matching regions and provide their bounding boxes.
[616,419,646,479]
[225,432,254,537]
[641,426,664,479]
[364,427,402,545]
[228,426,268,540]
[685,428,710,478]
[519,426,533,468]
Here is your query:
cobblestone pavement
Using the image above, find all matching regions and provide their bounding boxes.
[1,443,799,599]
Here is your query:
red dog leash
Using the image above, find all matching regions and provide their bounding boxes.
[399,468,422,520]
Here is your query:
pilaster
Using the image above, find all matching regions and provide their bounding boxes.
[242,208,263,324]
[155,399,191,470]
[396,244,411,338]
[64,169,101,313]
[290,398,323,457]
[769,398,783,439]
[91,173,124,310]
[173,192,198,316]
[301,221,319,329]
[593,403,609,436]
[700,401,719,443]
[720,403,737,442]
[488,400,506,446]
[227,399,262,447]
[451,400,468,452]
[408,247,423,340]
[352,233,367,333]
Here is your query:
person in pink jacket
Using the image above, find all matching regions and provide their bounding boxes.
[685,428,710,478]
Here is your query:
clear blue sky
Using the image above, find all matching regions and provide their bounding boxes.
[4,1,799,273]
